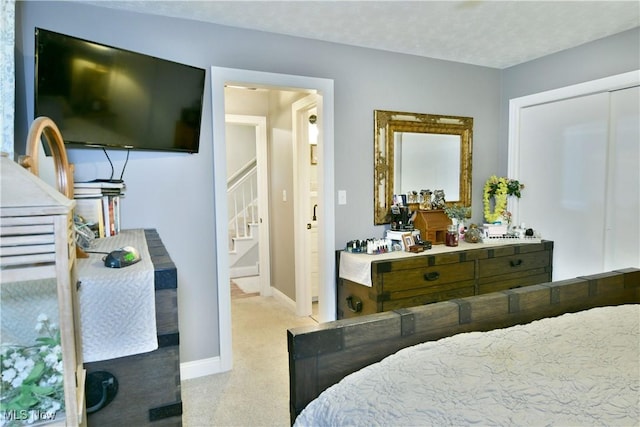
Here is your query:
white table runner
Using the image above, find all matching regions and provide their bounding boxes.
[77,229,157,363]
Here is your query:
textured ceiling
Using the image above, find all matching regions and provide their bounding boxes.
[78,1,639,69]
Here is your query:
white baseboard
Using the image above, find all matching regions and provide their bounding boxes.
[180,356,228,380]
[270,286,296,313]
[229,264,259,279]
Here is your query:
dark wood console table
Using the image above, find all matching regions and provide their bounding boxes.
[84,229,181,426]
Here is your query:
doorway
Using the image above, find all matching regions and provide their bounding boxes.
[211,67,336,372]
[225,114,271,297]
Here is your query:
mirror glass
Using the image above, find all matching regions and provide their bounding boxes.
[374,110,473,225]
[394,133,460,199]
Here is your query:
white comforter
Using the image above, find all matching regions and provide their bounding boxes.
[295,305,640,427]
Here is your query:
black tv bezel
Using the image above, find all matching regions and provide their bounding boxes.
[34,27,206,154]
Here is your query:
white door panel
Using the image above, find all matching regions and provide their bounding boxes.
[515,81,639,281]
[605,86,640,270]
[519,92,610,280]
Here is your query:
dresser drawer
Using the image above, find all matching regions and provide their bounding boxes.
[478,268,551,294]
[382,283,474,310]
[380,261,475,292]
[478,250,550,278]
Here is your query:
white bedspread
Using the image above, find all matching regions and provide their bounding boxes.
[295,305,640,427]
[77,229,157,363]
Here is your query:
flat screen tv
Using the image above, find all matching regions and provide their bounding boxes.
[35,28,205,154]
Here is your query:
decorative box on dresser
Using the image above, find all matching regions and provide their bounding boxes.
[83,229,182,426]
[412,209,451,245]
[337,240,554,319]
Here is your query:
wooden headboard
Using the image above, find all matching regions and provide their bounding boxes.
[287,268,640,424]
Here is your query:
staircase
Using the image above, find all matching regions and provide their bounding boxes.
[228,161,260,278]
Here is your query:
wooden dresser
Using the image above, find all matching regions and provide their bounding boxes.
[337,240,553,319]
[84,229,181,426]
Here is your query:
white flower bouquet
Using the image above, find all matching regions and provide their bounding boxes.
[1,314,64,425]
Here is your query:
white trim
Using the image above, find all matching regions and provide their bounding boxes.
[507,70,640,222]
[180,356,222,380]
[292,94,319,317]
[230,264,259,279]
[270,286,297,312]
[211,66,336,376]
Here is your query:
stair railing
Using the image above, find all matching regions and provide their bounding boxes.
[228,160,258,241]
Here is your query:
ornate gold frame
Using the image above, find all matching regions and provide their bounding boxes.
[374,110,473,225]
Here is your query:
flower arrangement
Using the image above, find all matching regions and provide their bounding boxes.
[483,176,524,223]
[1,314,64,424]
[444,204,471,222]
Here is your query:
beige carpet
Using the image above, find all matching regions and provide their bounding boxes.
[181,290,317,426]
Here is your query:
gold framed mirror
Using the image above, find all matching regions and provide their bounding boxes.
[374,110,473,224]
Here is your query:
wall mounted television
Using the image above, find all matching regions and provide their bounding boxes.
[35,28,205,154]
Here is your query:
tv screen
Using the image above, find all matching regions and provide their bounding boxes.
[35,28,205,153]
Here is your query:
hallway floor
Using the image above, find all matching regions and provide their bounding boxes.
[181,285,317,426]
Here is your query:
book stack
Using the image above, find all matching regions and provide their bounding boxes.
[73,181,126,238]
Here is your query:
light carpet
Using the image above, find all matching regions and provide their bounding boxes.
[181,292,317,426]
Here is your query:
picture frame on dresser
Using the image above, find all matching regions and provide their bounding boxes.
[402,233,415,251]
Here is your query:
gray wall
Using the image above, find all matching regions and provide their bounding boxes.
[15,1,636,365]
[498,27,640,173]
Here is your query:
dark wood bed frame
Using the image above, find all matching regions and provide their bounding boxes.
[288,268,640,424]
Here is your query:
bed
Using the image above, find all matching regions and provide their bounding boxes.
[287,268,640,425]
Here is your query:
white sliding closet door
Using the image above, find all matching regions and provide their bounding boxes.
[519,93,609,280]
[516,86,639,280]
[604,86,639,271]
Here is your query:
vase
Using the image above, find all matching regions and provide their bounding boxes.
[464,224,483,243]
[455,219,465,239]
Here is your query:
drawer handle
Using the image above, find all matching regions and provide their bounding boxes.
[423,272,440,281]
[346,295,363,313]
[510,259,523,267]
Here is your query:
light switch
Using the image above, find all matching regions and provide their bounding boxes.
[282,190,287,202]
[338,190,347,205]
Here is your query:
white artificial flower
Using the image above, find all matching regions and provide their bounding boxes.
[2,367,17,382]
[37,313,49,322]
[13,355,34,373]
[11,370,28,388]
[44,352,58,367]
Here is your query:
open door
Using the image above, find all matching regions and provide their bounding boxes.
[293,95,321,317]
